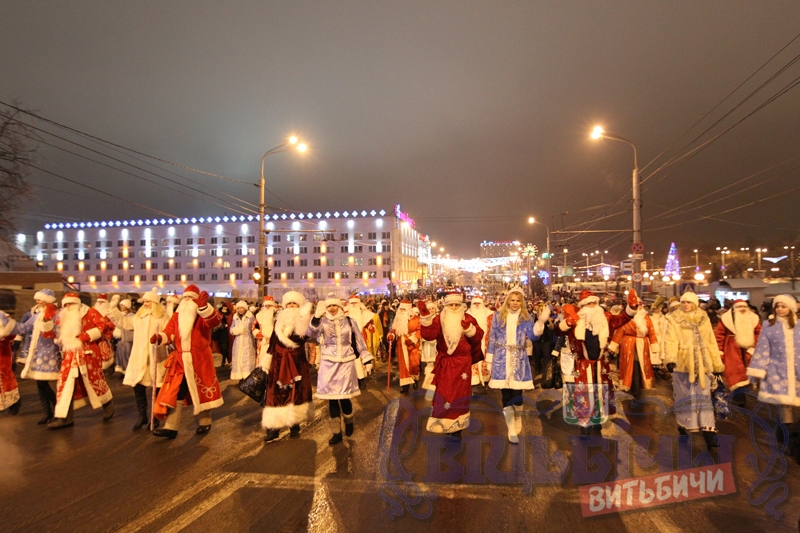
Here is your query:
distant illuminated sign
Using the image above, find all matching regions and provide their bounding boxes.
[394,204,415,228]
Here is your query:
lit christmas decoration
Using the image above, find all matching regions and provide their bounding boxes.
[664,242,681,278]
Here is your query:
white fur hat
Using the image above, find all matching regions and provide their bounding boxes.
[62,292,81,306]
[680,292,699,306]
[398,299,413,311]
[772,294,798,314]
[442,293,462,306]
[120,299,132,310]
[141,289,161,304]
[235,300,248,309]
[34,289,56,304]
[282,291,306,307]
[261,295,276,307]
[325,293,342,308]
[348,295,361,304]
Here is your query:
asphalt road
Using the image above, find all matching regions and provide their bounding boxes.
[1,358,799,533]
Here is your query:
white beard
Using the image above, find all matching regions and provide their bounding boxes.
[393,310,409,337]
[578,305,607,335]
[94,301,109,316]
[348,304,373,330]
[276,307,301,348]
[733,309,757,349]
[58,306,84,353]
[632,307,649,337]
[177,298,198,351]
[256,308,275,340]
[467,304,491,328]
[441,307,465,355]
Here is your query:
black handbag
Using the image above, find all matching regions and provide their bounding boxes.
[238,367,268,404]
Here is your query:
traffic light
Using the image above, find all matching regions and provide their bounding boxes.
[253,266,262,282]
[265,266,271,285]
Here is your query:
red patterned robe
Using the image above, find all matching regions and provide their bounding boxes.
[153,305,223,418]
[715,308,762,391]
[0,316,22,410]
[420,313,483,433]
[55,306,114,418]
[393,315,421,386]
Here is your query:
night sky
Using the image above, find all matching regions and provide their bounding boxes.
[3,2,800,266]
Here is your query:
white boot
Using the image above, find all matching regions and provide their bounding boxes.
[513,405,523,435]
[503,406,519,444]
[424,388,435,402]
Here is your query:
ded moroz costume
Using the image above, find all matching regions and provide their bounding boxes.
[607,289,659,399]
[419,292,484,438]
[261,291,315,442]
[230,300,257,380]
[18,289,61,424]
[0,310,24,414]
[715,299,762,402]
[111,299,135,374]
[150,285,223,438]
[49,293,115,429]
[387,300,421,393]
[467,296,493,387]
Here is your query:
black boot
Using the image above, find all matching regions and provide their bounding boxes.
[9,397,21,415]
[678,426,688,436]
[289,424,300,438]
[132,385,149,431]
[702,431,719,451]
[36,381,55,425]
[264,428,280,442]
[401,385,409,395]
[343,413,354,437]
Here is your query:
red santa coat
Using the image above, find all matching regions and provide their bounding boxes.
[153,305,223,418]
[715,308,762,391]
[393,315,421,386]
[55,306,114,418]
[0,316,21,410]
[420,313,483,433]
[608,312,658,392]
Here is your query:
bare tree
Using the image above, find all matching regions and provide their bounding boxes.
[0,104,36,242]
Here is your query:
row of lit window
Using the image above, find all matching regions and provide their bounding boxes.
[67,271,394,284]
[54,256,389,272]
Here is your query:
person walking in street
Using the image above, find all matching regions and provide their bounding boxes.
[486,287,548,444]
[150,285,223,438]
[420,300,440,401]
[18,289,61,424]
[746,294,799,445]
[109,289,169,431]
[467,296,493,388]
[49,293,115,429]
[715,299,762,407]
[386,300,421,394]
[419,292,484,439]
[307,293,370,445]
[663,291,726,451]
[253,296,277,369]
[0,310,24,415]
[230,300,257,381]
[111,298,134,375]
[607,289,659,400]
[261,291,314,442]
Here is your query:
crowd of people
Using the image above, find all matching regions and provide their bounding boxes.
[0,283,798,463]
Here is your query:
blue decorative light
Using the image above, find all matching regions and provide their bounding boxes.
[298,213,305,219]
[324,212,331,218]
[214,217,221,222]
[343,211,349,217]
[289,213,296,219]
[316,212,322,218]
[361,210,367,216]
[379,210,386,216]
[370,210,376,216]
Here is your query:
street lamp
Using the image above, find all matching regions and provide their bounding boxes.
[693,249,699,271]
[528,216,552,294]
[591,126,642,294]
[258,136,308,297]
[755,248,767,272]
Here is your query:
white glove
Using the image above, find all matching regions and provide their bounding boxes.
[109,294,121,308]
[315,301,327,318]
[537,306,549,323]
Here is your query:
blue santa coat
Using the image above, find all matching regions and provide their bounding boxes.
[487,313,540,390]
[747,319,800,406]
[19,308,62,381]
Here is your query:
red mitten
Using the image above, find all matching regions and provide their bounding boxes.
[461,318,471,329]
[78,332,90,342]
[150,333,160,345]
[562,304,579,327]
[193,290,209,309]
[255,332,264,341]
[43,303,58,321]
[417,300,431,317]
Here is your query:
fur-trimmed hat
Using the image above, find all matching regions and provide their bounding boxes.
[471,295,484,305]
[141,289,161,304]
[261,295,276,307]
[348,295,361,305]
[625,289,640,316]
[120,299,132,310]
[182,285,200,299]
[325,293,342,308]
[680,291,699,307]
[166,294,180,305]
[398,299,413,311]
[732,299,749,309]
[578,290,599,307]
[33,289,56,304]
[282,291,307,307]
[772,294,798,314]
[62,292,81,306]
[235,300,248,310]
[96,293,108,301]
[650,295,665,312]
[668,297,680,310]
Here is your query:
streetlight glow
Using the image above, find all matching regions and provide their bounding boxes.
[289,136,298,144]
[528,217,535,224]
[297,143,308,152]
[590,126,604,139]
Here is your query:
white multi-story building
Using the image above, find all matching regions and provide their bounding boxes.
[35,205,431,299]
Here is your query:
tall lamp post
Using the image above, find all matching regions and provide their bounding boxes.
[591,126,642,294]
[528,217,551,295]
[755,248,766,272]
[257,136,307,298]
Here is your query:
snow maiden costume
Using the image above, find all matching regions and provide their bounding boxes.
[307,293,371,445]
[18,289,61,424]
[230,300,257,380]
